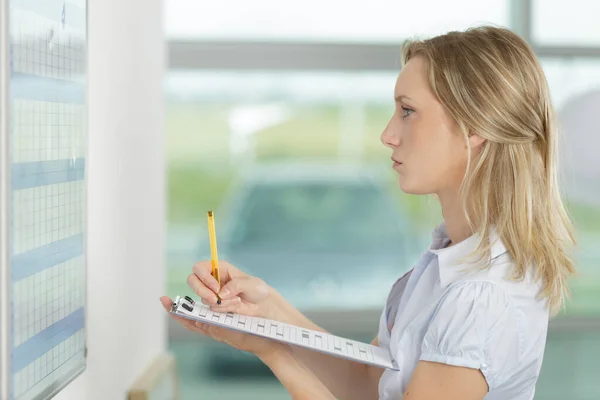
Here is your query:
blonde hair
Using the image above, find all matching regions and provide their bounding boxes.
[401,26,576,316]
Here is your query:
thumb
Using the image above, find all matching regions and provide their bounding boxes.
[219,276,269,304]
[160,296,173,311]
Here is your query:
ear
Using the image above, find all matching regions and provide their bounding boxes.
[468,132,486,148]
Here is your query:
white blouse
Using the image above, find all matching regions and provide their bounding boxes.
[377,223,550,399]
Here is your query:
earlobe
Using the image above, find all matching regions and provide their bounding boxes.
[469,133,486,148]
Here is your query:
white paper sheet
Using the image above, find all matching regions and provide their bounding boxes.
[170,295,399,371]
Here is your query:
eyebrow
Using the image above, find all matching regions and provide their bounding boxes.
[394,94,413,103]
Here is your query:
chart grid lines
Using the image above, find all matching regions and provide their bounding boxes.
[4,1,87,399]
[1,0,14,397]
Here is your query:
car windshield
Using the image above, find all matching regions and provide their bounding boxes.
[227,182,404,252]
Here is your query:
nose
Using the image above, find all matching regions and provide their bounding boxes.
[380,115,400,149]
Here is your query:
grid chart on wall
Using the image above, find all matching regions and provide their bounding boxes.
[7,0,87,399]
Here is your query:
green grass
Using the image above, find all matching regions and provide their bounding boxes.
[165,103,397,224]
[167,164,237,224]
[166,104,232,165]
[568,201,600,232]
[254,106,342,160]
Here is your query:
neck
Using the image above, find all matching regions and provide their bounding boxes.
[437,190,474,245]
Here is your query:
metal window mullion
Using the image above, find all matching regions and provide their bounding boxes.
[534,46,600,58]
[511,0,533,43]
[168,41,405,71]
[168,40,600,72]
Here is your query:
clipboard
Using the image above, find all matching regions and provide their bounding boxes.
[169,295,399,371]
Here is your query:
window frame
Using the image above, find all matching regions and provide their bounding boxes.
[167,0,600,71]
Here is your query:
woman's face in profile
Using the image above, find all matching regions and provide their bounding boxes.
[380,56,478,197]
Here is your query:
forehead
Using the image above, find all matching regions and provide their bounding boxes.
[394,56,430,96]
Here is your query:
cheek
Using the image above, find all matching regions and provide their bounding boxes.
[442,134,470,181]
[451,133,470,162]
[409,119,453,163]
[416,124,467,180]
[399,113,471,192]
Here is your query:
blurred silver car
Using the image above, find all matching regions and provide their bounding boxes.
[200,162,418,377]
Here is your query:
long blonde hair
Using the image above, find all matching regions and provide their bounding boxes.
[402,26,576,316]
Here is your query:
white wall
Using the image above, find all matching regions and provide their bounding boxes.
[55,0,167,398]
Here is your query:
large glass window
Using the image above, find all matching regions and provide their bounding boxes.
[165,3,600,399]
[165,0,509,42]
[166,68,600,399]
[166,64,600,316]
[164,70,434,303]
[541,58,600,317]
[542,58,600,109]
[532,0,600,46]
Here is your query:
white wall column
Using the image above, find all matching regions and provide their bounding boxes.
[55,0,167,398]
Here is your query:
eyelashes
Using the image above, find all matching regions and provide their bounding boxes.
[401,106,414,118]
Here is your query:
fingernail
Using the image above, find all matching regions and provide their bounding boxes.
[220,288,230,298]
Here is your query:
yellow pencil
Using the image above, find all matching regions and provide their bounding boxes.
[207,210,221,304]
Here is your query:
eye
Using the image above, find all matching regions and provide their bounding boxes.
[401,106,414,118]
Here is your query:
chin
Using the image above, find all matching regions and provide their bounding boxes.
[397,177,431,195]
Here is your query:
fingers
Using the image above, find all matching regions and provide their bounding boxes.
[190,260,253,305]
[201,296,241,308]
[219,276,269,303]
[159,296,173,311]
[193,321,211,336]
[160,296,201,330]
[186,319,228,345]
[192,260,245,289]
[187,273,219,304]
[160,296,212,338]
[192,261,221,293]
[160,296,235,348]
[195,322,230,345]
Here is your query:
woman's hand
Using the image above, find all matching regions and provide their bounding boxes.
[160,260,280,357]
[186,260,275,319]
[159,296,277,357]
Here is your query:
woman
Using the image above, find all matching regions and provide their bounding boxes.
[161,25,576,400]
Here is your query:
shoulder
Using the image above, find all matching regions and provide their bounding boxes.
[449,251,548,313]
[417,223,550,388]
[425,279,519,350]
[419,281,515,389]
[438,252,550,352]
[420,269,549,389]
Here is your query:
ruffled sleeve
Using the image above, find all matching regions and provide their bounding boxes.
[419,281,521,389]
